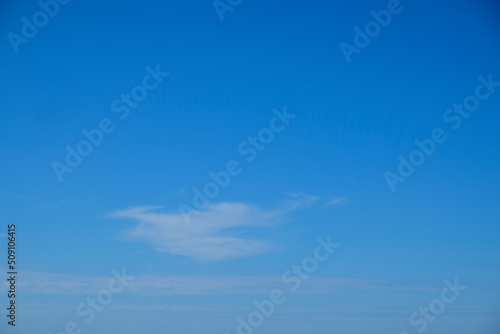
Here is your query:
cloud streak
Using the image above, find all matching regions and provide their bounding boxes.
[324,197,351,208]
[1,271,471,296]
[110,194,321,261]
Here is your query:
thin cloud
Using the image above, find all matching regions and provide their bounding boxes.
[110,194,319,261]
[0,271,467,296]
[324,197,350,208]
[36,201,67,209]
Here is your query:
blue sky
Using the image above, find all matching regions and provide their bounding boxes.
[0,0,500,333]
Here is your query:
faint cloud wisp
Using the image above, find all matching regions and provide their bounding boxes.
[110,194,320,261]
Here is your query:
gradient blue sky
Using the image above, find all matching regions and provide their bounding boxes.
[1,0,500,333]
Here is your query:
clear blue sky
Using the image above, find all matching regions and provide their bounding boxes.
[0,0,499,333]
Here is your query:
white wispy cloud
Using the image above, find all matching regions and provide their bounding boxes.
[109,194,321,261]
[324,197,350,208]
[36,201,67,209]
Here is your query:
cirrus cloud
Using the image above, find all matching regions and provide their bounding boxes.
[110,193,327,261]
